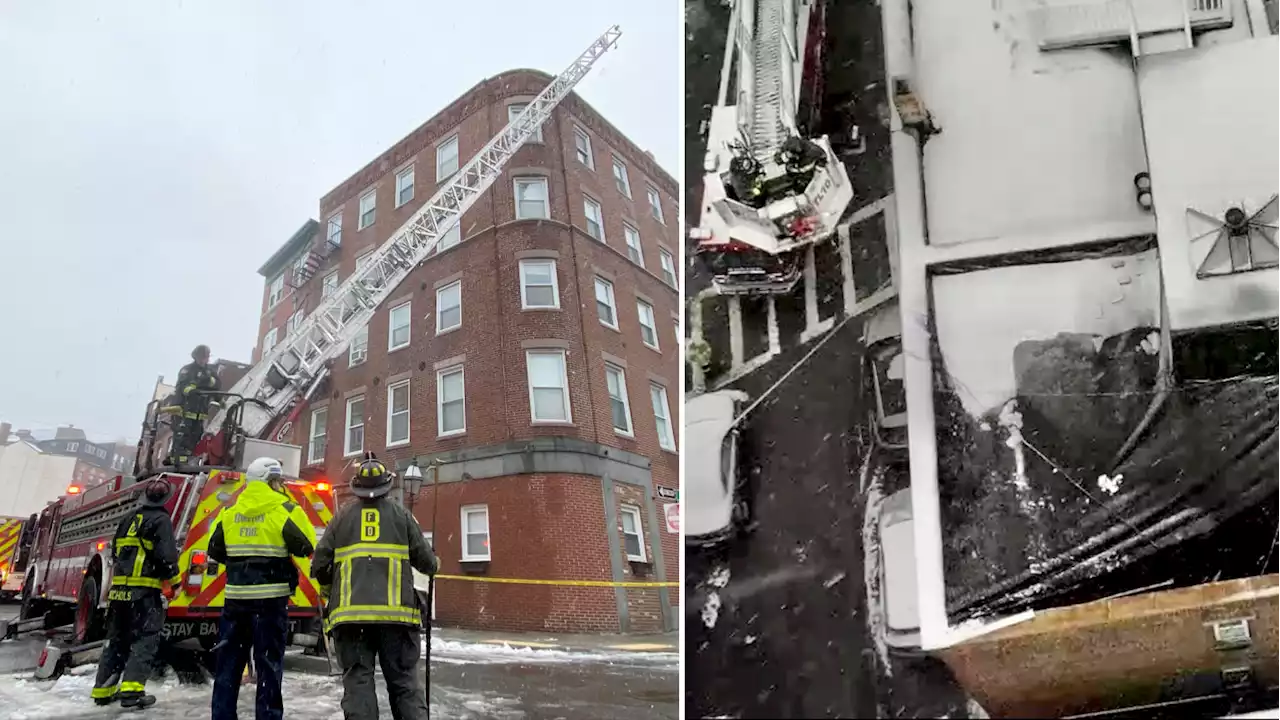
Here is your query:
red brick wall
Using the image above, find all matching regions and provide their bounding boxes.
[611,480,664,633]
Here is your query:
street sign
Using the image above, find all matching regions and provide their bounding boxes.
[657,486,678,500]
[664,503,680,534]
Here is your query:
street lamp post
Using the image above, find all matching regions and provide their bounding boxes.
[402,464,424,510]
[401,461,435,716]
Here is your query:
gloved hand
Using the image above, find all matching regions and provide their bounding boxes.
[162,581,178,600]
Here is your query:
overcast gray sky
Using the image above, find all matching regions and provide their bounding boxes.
[0,1,679,442]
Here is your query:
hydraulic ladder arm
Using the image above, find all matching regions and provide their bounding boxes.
[200,26,623,458]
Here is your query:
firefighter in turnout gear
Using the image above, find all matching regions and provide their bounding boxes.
[312,454,439,720]
[208,457,316,720]
[90,479,181,710]
[168,344,220,465]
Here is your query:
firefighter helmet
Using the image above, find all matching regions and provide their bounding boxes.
[141,479,174,507]
[191,344,211,362]
[245,457,284,483]
[351,454,392,499]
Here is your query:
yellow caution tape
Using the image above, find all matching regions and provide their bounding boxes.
[434,574,677,588]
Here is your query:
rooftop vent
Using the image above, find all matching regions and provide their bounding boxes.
[1190,194,1279,278]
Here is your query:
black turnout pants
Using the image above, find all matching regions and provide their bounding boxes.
[92,588,164,701]
[332,623,429,720]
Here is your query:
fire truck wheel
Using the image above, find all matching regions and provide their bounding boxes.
[18,576,45,623]
[73,575,104,644]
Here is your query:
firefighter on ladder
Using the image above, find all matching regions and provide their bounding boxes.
[208,457,316,720]
[312,453,438,720]
[166,344,220,465]
[90,479,181,710]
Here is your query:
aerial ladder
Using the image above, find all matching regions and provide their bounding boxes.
[691,0,852,295]
[195,26,623,463]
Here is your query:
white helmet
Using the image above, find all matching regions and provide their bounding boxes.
[245,457,283,483]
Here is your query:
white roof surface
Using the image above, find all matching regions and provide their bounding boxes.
[684,391,741,538]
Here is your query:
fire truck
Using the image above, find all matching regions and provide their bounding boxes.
[0,516,34,601]
[692,0,854,295]
[1,25,622,680]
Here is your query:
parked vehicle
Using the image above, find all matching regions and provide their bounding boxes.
[685,390,752,547]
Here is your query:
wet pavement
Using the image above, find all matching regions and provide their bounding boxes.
[683,1,969,718]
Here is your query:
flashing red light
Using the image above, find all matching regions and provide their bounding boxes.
[315,481,331,492]
[66,485,82,495]
[191,550,208,567]
[96,542,106,551]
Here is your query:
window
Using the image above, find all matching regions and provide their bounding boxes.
[388,302,411,351]
[514,177,549,219]
[327,214,342,245]
[358,190,376,230]
[660,249,678,287]
[650,384,675,450]
[605,364,633,435]
[437,366,466,436]
[322,271,339,298]
[308,407,327,464]
[356,250,375,271]
[438,223,461,252]
[583,196,605,241]
[349,326,368,366]
[267,274,285,308]
[612,157,632,198]
[623,224,644,266]
[436,280,461,333]
[437,136,459,180]
[396,166,414,207]
[674,315,682,346]
[262,327,278,354]
[594,277,617,329]
[508,103,543,143]
[386,380,410,447]
[647,186,665,224]
[619,505,646,561]
[636,299,658,349]
[292,253,309,287]
[344,396,365,456]
[287,310,304,336]
[526,350,571,422]
[519,259,559,309]
[461,505,490,561]
[573,127,593,169]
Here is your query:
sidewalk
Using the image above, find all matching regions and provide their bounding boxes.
[437,626,679,654]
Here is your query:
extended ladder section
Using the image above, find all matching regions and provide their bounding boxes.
[748,0,792,157]
[210,26,623,439]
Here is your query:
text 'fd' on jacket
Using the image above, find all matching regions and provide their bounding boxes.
[311,496,438,628]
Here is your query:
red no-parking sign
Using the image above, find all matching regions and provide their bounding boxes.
[664,503,680,534]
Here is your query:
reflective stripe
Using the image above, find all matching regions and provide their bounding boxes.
[115,537,154,551]
[334,543,409,562]
[225,582,292,599]
[326,605,421,628]
[225,544,290,558]
[114,577,162,589]
[119,681,146,694]
[90,685,118,699]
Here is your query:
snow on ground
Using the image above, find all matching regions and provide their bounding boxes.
[429,638,678,668]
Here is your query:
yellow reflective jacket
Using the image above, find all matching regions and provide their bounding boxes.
[311,496,437,628]
[208,481,316,600]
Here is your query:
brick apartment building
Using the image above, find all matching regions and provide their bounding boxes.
[252,70,681,634]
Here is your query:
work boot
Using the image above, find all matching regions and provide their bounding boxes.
[119,693,156,709]
[92,694,117,707]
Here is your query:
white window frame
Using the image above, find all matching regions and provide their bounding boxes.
[388,301,412,352]
[436,135,459,181]
[358,190,376,230]
[623,224,644,267]
[573,126,594,169]
[327,213,343,245]
[436,280,462,333]
[385,380,411,448]
[583,195,605,241]
[650,383,676,451]
[514,176,549,220]
[395,165,415,208]
[612,156,632,198]
[344,395,365,457]
[321,271,339,298]
[437,365,466,437]
[307,407,327,464]
[508,103,543,143]
[437,223,461,251]
[526,349,572,423]
[267,274,285,308]
[605,363,633,436]
[519,259,560,310]
[356,249,375,270]
[660,249,678,287]
[647,186,665,224]
[619,505,646,562]
[594,276,618,330]
[461,505,491,561]
[262,327,278,353]
[287,310,304,336]
[349,325,369,366]
[636,299,659,350]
